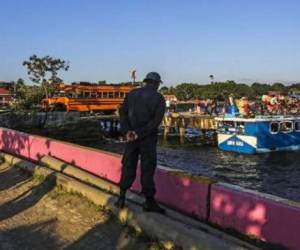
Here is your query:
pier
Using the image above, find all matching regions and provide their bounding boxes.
[79,112,218,143]
[162,112,217,143]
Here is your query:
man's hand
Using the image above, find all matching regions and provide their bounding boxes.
[126,131,138,142]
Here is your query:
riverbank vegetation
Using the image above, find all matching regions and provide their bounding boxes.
[159,81,300,100]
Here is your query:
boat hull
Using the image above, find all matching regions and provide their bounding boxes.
[216,116,300,154]
[218,134,257,154]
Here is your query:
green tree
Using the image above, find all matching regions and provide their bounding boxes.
[11,83,44,111]
[234,83,255,98]
[159,86,169,94]
[23,55,69,98]
[271,82,287,95]
[14,78,25,97]
[16,78,25,85]
[174,83,200,101]
[168,86,176,94]
[251,82,271,96]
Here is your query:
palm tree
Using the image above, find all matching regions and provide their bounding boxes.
[209,75,214,84]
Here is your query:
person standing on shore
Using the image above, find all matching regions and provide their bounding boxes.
[165,98,171,113]
[116,72,166,214]
[195,96,201,113]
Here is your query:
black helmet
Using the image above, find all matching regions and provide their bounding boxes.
[143,72,163,83]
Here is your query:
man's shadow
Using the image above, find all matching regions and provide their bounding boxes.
[0,173,56,222]
[0,166,33,192]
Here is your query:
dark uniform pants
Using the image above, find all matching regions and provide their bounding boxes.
[119,135,157,198]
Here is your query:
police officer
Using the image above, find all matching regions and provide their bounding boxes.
[116,72,166,213]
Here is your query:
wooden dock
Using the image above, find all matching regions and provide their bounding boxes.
[79,112,217,143]
[162,112,217,143]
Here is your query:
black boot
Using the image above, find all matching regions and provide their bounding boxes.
[114,196,125,208]
[114,189,126,209]
[143,198,166,214]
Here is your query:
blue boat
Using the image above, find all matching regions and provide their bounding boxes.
[216,115,300,154]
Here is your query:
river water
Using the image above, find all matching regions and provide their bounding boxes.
[99,117,300,203]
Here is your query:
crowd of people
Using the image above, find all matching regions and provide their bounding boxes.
[193,93,300,117]
[194,97,218,115]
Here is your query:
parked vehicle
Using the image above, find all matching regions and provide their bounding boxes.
[41,83,137,113]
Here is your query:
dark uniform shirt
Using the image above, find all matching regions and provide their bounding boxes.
[119,84,166,139]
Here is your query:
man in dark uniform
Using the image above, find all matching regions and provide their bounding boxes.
[116,72,166,213]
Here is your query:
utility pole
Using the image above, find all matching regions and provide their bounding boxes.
[13,81,16,98]
[131,69,136,85]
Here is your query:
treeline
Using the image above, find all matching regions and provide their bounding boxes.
[2,79,300,109]
[159,81,300,101]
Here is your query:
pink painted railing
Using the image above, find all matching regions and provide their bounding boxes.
[210,183,300,250]
[0,127,210,220]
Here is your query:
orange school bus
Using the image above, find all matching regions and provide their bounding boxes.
[41,82,137,113]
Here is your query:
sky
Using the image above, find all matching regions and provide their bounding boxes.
[0,0,300,86]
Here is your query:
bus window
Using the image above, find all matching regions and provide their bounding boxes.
[280,121,293,133]
[103,92,108,98]
[58,91,66,97]
[295,121,300,132]
[108,92,114,98]
[270,122,279,134]
[97,92,102,98]
[91,92,97,98]
[66,92,76,98]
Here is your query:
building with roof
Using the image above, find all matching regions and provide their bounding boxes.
[0,88,12,106]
